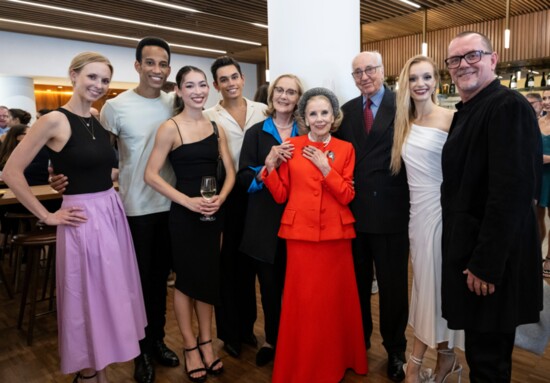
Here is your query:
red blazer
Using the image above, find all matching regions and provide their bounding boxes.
[262,134,356,242]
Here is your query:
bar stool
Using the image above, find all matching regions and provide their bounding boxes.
[0,259,12,298]
[1,212,37,292]
[1,212,36,257]
[13,227,56,345]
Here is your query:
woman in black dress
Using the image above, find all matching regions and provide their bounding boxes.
[144,66,235,382]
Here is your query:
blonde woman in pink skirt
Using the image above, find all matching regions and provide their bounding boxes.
[3,52,146,383]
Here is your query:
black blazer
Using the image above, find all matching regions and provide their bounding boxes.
[336,87,409,234]
[441,80,543,332]
[238,121,286,264]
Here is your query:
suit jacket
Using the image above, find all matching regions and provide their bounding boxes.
[263,135,356,242]
[238,120,289,263]
[336,87,409,234]
[441,80,543,332]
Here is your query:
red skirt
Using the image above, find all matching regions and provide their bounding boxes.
[272,239,368,383]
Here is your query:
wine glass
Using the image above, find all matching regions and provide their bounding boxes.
[200,176,217,222]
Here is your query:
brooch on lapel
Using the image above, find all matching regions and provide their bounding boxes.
[326,151,335,161]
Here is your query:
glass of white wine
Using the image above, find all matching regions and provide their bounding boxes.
[200,176,217,222]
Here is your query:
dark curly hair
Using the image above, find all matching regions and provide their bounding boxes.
[136,36,171,63]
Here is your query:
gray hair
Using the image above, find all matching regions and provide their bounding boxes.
[352,51,383,69]
[365,51,383,66]
[297,87,340,120]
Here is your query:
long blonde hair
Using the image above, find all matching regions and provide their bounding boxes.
[391,55,440,174]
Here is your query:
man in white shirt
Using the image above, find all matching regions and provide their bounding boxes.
[204,56,266,358]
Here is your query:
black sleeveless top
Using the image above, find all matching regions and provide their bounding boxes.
[47,108,116,195]
[167,120,218,196]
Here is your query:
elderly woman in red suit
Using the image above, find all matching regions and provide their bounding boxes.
[262,87,367,383]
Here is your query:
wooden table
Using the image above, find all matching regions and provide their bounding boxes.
[0,182,119,206]
[0,185,61,206]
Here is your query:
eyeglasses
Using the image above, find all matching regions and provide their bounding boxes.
[444,50,492,69]
[529,100,541,106]
[351,66,381,80]
[273,87,298,97]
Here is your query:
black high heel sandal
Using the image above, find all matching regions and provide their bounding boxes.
[197,338,224,375]
[184,345,208,383]
[72,372,97,383]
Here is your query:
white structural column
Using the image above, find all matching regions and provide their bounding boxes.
[268,0,361,103]
[0,76,37,125]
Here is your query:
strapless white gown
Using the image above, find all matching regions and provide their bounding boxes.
[402,124,464,349]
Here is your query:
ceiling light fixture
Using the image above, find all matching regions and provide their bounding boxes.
[7,0,261,46]
[252,23,269,29]
[139,0,200,13]
[421,9,427,56]
[398,0,421,9]
[0,18,227,54]
[421,43,428,56]
[504,0,511,49]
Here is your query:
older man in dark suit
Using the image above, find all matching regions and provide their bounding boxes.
[336,51,410,382]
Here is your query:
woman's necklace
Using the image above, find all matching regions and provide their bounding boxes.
[75,114,96,140]
[273,120,293,130]
[65,104,96,140]
[308,132,331,147]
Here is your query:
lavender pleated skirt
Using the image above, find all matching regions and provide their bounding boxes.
[56,188,146,374]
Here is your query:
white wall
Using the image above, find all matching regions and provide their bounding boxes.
[268,0,360,104]
[0,31,259,109]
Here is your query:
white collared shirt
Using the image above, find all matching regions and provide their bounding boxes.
[204,98,267,170]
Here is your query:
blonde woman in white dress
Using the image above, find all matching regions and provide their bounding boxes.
[391,55,464,383]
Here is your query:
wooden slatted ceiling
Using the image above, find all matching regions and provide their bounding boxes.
[0,0,269,61]
[364,9,550,78]
[360,0,461,23]
[363,0,550,43]
[0,0,548,63]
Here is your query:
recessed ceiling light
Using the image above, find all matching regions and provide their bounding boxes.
[138,0,200,13]
[398,0,421,9]
[251,23,269,29]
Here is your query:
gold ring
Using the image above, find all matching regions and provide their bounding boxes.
[482,283,488,288]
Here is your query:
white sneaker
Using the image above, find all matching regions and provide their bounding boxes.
[371,279,379,295]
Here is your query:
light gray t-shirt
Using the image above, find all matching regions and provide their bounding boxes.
[101,89,175,216]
